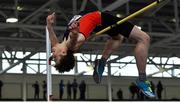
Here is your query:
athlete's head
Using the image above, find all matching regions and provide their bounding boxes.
[52,43,75,73]
[54,50,75,73]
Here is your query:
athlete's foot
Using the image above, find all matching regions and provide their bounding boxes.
[136,80,156,98]
[93,59,106,84]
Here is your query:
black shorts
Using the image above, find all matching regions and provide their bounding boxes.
[94,11,134,38]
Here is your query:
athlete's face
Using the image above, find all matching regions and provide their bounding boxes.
[52,44,67,64]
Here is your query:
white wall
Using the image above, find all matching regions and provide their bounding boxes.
[0,74,180,100]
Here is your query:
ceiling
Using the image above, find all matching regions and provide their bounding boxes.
[0,0,180,57]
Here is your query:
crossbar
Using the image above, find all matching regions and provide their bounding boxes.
[95,0,163,36]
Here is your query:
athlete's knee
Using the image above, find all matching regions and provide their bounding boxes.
[143,33,150,44]
[138,32,150,45]
[129,27,150,45]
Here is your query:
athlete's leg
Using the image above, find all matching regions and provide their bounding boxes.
[102,35,124,60]
[129,26,155,98]
[129,26,150,74]
[129,25,150,79]
[93,35,124,84]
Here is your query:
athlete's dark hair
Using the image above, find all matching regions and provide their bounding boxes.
[54,50,75,73]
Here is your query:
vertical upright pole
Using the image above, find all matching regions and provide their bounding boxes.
[74,56,78,74]
[46,27,52,101]
[173,0,179,33]
[107,63,112,102]
[22,73,27,101]
[126,2,130,15]
[72,0,77,15]
[0,50,2,71]
[22,58,27,101]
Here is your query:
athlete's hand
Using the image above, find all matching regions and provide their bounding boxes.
[46,12,55,27]
[68,21,79,34]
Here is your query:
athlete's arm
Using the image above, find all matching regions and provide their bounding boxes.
[46,13,59,47]
[72,33,86,51]
[67,21,85,51]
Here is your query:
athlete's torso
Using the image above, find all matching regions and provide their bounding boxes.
[63,11,101,40]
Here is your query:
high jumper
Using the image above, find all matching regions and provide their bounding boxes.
[46,0,163,98]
